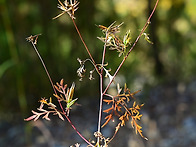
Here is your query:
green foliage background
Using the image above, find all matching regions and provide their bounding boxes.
[0,0,196,116]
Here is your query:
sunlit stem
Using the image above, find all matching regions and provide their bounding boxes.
[31,43,94,147]
[97,32,109,144]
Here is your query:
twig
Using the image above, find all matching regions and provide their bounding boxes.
[72,18,100,75]
[103,0,160,95]
[97,32,109,144]
[30,42,94,147]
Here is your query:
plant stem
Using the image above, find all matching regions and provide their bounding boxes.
[97,33,109,144]
[31,43,94,146]
[72,19,100,73]
[103,0,160,95]
[31,43,56,94]
[31,43,66,113]
[64,114,95,147]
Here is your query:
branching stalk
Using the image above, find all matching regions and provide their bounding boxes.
[30,42,94,147]
[27,0,160,146]
[72,18,100,75]
[31,43,66,113]
[97,32,109,144]
[103,0,159,95]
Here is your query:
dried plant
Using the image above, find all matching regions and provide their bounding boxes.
[53,0,79,20]
[25,0,160,146]
[102,84,148,142]
[24,97,64,121]
[97,22,131,57]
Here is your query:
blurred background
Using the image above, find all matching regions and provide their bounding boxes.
[0,0,196,146]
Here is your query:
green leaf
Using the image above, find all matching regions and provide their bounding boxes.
[66,98,78,109]
[142,33,153,44]
[67,82,75,103]
[123,30,131,47]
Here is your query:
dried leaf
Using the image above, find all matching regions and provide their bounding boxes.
[24,114,37,121]
[54,85,60,92]
[132,89,141,95]
[103,107,113,113]
[60,79,64,86]
[43,112,51,121]
[117,83,122,94]
[116,106,122,112]
[56,111,64,121]
[115,123,121,132]
[26,34,41,45]
[102,114,113,128]
[103,99,113,104]
[53,94,63,101]
[133,101,136,108]
[34,114,41,121]
[53,0,80,19]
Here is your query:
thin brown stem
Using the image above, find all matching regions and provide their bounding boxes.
[31,43,57,95]
[72,18,100,74]
[63,114,95,146]
[103,0,159,95]
[31,43,66,113]
[31,43,94,147]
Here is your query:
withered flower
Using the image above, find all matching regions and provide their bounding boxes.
[53,0,80,20]
[26,34,41,45]
[77,58,86,81]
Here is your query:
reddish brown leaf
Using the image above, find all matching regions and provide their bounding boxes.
[24,114,37,121]
[102,114,113,128]
[133,101,136,108]
[130,90,141,96]
[63,84,67,90]
[103,99,113,104]
[53,94,61,100]
[103,107,113,113]
[60,79,64,86]
[115,105,122,112]
[54,85,59,91]
[56,111,64,121]
[43,112,50,121]
[34,114,41,121]
[114,110,120,117]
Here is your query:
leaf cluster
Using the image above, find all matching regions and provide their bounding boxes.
[54,79,78,116]
[25,79,78,121]
[102,84,148,141]
[77,58,96,81]
[24,98,64,121]
[97,22,131,57]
